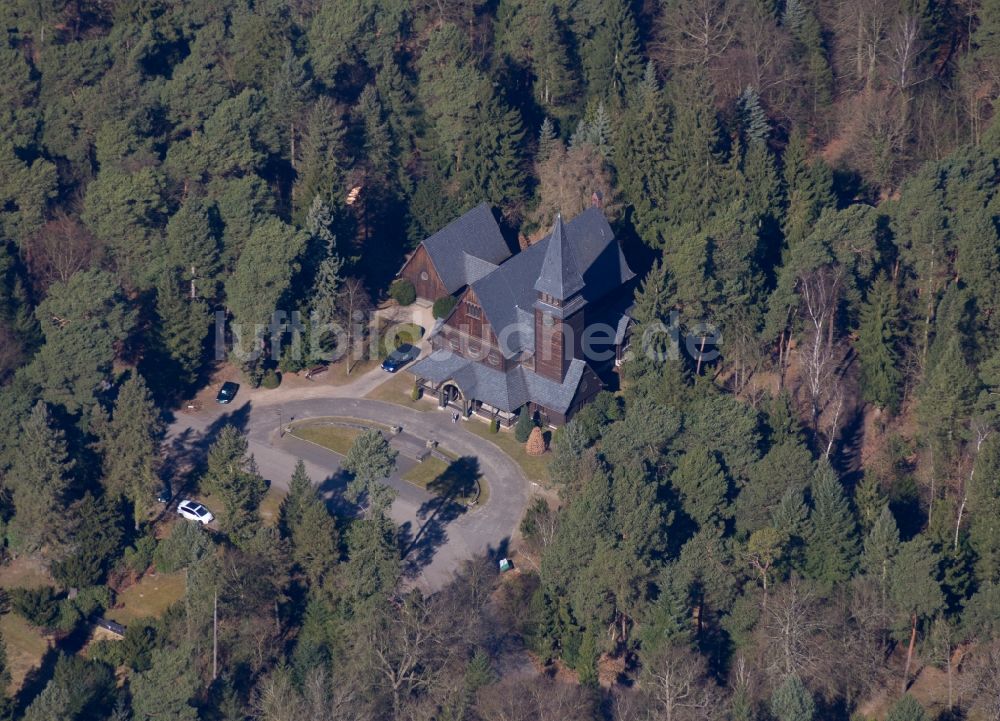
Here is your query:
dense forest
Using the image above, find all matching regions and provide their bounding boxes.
[1,0,1000,719]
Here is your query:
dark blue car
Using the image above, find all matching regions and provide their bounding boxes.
[216,381,239,404]
[381,344,419,372]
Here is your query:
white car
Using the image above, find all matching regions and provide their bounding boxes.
[177,499,214,525]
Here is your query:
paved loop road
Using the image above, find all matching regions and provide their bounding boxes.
[166,395,530,590]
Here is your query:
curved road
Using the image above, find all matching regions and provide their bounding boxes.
[165,390,530,590]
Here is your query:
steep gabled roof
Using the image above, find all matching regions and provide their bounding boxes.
[534,214,585,300]
[421,203,511,294]
[467,207,635,358]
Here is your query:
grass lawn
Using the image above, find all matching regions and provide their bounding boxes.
[322,358,378,385]
[364,371,431,411]
[292,424,362,455]
[259,485,286,527]
[402,456,488,506]
[0,557,55,693]
[464,421,552,484]
[402,457,449,489]
[0,613,50,694]
[106,571,187,626]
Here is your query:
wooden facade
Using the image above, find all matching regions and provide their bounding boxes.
[399,245,447,301]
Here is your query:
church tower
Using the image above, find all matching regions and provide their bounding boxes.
[533,214,586,382]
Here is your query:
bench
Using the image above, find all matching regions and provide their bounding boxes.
[304,365,328,380]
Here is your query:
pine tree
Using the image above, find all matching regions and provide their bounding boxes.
[804,463,859,585]
[292,496,340,587]
[164,196,220,300]
[201,425,267,543]
[279,459,313,539]
[343,512,399,606]
[95,373,162,529]
[891,538,945,691]
[7,401,74,554]
[770,675,815,721]
[130,645,199,721]
[149,271,209,392]
[342,429,398,515]
[25,269,135,414]
[855,470,888,533]
[671,445,729,528]
[615,61,671,247]
[663,71,728,230]
[863,505,901,606]
[886,694,928,721]
[740,86,770,146]
[0,631,12,720]
[293,97,349,222]
[582,0,642,105]
[538,117,559,162]
[969,434,1000,584]
[530,2,580,123]
[857,275,903,411]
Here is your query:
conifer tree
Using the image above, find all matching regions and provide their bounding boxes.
[671,445,729,528]
[279,459,313,539]
[150,271,209,392]
[7,401,74,554]
[582,0,642,105]
[615,61,671,247]
[95,373,163,528]
[770,675,815,721]
[164,196,220,300]
[129,644,199,721]
[342,429,398,514]
[886,695,928,721]
[537,117,559,162]
[969,434,1000,584]
[804,463,859,585]
[857,275,903,411]
[293,97,349,222]
[201,425,268,543]
[663,71,728,230]
[739,86,770,146]
[863,505,901,593]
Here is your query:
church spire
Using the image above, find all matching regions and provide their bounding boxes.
[534,213,584,301]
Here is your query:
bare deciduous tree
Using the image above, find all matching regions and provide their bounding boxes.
[642,644,718,721]
[532,142,619,232]
[797,265,845,426]
[23,214,101,290]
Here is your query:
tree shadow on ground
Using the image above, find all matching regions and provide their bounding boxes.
[316,468,362,519]
[400,457,481,578]
[160,403,252,495]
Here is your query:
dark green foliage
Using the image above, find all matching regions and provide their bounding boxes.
[6,401,74,554]
[201,425,268,543]
[770,675,815,721]
[9,586,60,629]
[129,644,199,721]
[51,494,124,588]
[153,521,211,573]
[21,654,115,721]
[343,429,398,514]
[804,463,859,585]
[389,278,416,306]
[885,695,928,721]
[432,295,458,319]
[94,372,162,527]
[514,407,536,443]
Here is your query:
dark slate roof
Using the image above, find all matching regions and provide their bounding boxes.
[421,203,511,294]
[469,207,634,358]
[409,350,588,414]
[534,214,585,300]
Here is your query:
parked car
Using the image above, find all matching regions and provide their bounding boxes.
[177,499,214,525]
[381,343,419,372]
[156,484,172,504]
[216,381,239,404]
